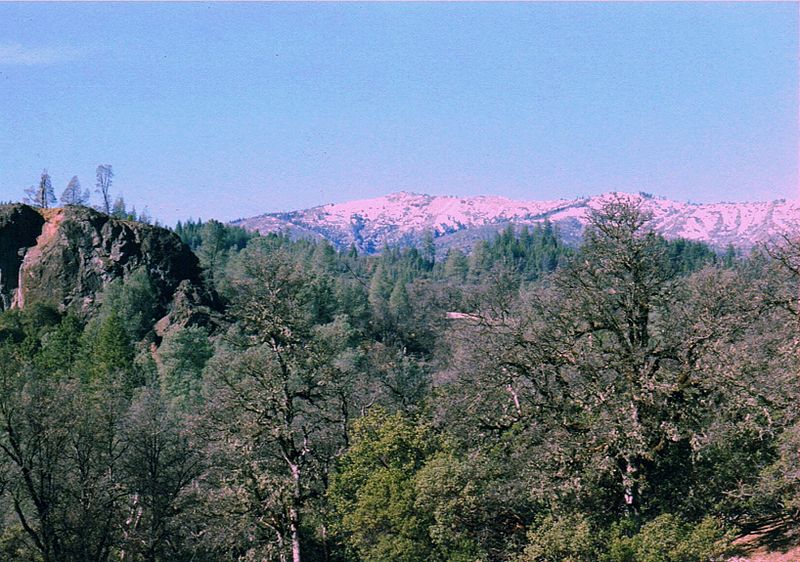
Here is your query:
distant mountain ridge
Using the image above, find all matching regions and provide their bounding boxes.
[233,191,800,253]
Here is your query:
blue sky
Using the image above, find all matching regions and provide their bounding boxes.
[0,2,796,225]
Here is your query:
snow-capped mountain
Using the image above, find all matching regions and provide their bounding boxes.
[233,191,800,253]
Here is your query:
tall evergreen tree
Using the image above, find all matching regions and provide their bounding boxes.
[111,196,128,219]
[388,278,411,318]
[60,176,89,206]
[443,248,469,283]
[24,169,56,208]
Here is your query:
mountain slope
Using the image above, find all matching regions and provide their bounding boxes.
[234,192,800,253]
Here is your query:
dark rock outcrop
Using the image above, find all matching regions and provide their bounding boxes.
[153,279,221,337]
[0,204,45,309]
[0,204,217,331]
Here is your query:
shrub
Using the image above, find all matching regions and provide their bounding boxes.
[519,512,602,562]
[608,514,734,562]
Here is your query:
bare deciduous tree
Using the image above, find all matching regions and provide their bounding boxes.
[199,244,360,562]
[95,165,114,215]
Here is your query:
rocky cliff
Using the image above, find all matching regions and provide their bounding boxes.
[0,204,215,331]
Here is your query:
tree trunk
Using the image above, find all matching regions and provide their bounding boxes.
[621,456,641,519]
[289,462,302,562]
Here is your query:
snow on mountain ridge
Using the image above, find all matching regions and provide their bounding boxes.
[313,191,577,232]
[234,192,799,253]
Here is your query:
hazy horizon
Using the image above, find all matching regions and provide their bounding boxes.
[1,2,797,225]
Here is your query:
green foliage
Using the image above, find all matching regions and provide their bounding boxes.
[0,525,33,561]
[435,199,793,560]
[421,230,436,266]
[519,513,733,562]
[662,237,719,274]
[225,239,339,342]
[443,249,469,283]
[35,313,84,376]
[99,268,159,340]
[157,325,213,405]
[119,387,203,562]
[174,218,255,253]
[0,303,61,357]
[173,218,204,249]
[388,278,412,318]
[368,263,392,313]
[196,220,240,289]
[519,513,602,562]
[0,199,794,562]
[329,409,438,562]
[754,421,800,518]
[80,312,135,385]
[0,349,130,562]
[414,451,496,561]
[466,222,570,281]
[606,514,734,562]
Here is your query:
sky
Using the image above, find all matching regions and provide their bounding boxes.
[0,2,797,225]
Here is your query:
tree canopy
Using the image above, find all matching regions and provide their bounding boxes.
[0,199,795,561]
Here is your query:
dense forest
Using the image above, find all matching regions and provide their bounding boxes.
[0,198,797,562]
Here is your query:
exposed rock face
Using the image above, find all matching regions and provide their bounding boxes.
[0,205,45,309]
[0,204,213,328]
[153,279,221,337]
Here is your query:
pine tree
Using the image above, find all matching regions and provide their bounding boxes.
[368,264,392,311]
[24,169,56,208]
[60,175,89,206]
[388,278,411,318]
[90,313,134,377]
[421,230,436,269]
[468,240,492,278]
[443,248,469,283]
[111,196,128,219]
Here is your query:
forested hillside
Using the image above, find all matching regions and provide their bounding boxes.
[0,198,797,562]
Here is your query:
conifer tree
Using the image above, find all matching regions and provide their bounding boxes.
[24,169,56,208]
[60,175,89,206]
[388,278,411,318]
[443,248,469,282]
[421,230,436,268]
[468,240,492,278]
[111,196,128,219]
[368,264,392,311]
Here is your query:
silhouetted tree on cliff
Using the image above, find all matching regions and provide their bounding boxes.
[95,164,114,214]
[24,169,56,208]
[60,175,89,206]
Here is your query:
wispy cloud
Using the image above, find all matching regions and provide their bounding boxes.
[0,43,88,65]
